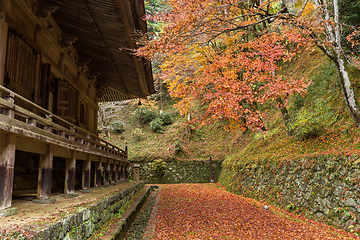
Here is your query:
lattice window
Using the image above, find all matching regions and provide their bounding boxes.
[5,31,36,102]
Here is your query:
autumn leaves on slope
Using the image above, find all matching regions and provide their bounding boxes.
[150,184,357,239]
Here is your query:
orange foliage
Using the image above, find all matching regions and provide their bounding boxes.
[137,0,315,130]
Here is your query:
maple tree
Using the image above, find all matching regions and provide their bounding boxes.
[138,0,360,130]
[138,0,311,131]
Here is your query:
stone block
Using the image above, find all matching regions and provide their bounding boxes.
[0,207,17,217]
[32,198,57,204]
[82,209,91,222]
[61,193,79,198]
[50,221,61,239]
[79,189,92,193]
[59,218,70,239]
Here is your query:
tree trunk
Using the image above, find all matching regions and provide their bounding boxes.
[316,0,360,125]
[332,0,360,125]
[334,57,360,124]
[276,97,293,136]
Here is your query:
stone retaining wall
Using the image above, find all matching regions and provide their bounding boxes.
[36,182,144,239]
[219,156,360,232]
[129,160,223,184]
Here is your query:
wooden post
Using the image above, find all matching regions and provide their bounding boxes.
[64,151,76,194]
[134,164,140,181]
[125,164,129,181]
[116,164,121,182]
[44,115,53,132]
[0,19,8,87]
[209,155,213,182]
[103,161,110,186]
[2,93,15,118]
[94,161,102,187]
[0,134,16,209]
[26,118,37,127]
[82,155,91,190]
[34,53,41,106]
[36,145,54,199]
[120,165,124,181]
[111,163,116,184]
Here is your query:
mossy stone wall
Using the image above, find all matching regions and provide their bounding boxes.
[23,182,144,240]
[129,160,223,184]
[219,156,360,232]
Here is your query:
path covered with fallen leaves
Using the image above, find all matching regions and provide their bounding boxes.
[152,184,358,239]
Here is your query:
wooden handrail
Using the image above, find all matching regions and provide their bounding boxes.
[0,85,127,158]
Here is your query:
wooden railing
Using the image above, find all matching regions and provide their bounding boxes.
[0,85,127,159]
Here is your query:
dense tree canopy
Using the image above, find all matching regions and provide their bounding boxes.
[138,0,360,130]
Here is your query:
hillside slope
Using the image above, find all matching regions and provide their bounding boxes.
[103,47,360,165]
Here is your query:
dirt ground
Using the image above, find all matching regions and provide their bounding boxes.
[0,181,138,230]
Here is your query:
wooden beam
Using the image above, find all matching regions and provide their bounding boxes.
[36,144,54,199]
[82,155,91,190]
[64,151,76,194]
[0,133,16,209]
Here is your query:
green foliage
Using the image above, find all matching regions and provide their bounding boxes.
[175,140,183,155]
[151,158,166,177]
[287,61,340,140]
[150,117,164,133]
[134,108,158,124]
[110,120,125,134]
[131,128,145,141]
[339,0,360,54]
[288,101,337,140]
[160,111,173,125]
[145,0,169,33]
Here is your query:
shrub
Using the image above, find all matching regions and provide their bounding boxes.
[151,159,166,177]
[134,108,157,124]
[160,112,173,125]
[175,140,183,155]
[131,128,145,141]
[150,117,164,133]
[110,120,125,134]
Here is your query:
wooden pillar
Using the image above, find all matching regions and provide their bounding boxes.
[64,151,76,194]
[134,164,140,181]
[37,145,54,199]
[104,161,110,185]
[120,165,124,181]
[125,164,129,181]
[82,155,91,190]
[116,164,121,182]
[94,161,102,187]
[0,134,16,209]
[0,19,9,87]
[34,54,41,105]
[111,163,116,184]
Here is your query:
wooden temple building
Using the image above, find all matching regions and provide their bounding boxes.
[0,0,154,214]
